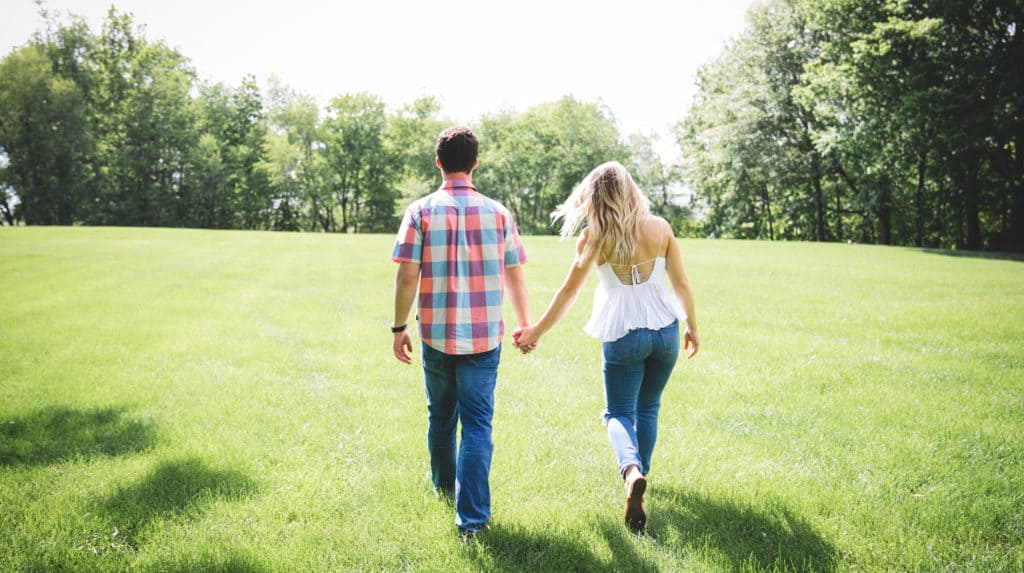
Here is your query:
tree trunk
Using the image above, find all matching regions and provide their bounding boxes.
[834,183,843,241]
[761,183,775,241]
[316,196,334,233]
[952,157,983,250]
[0,194,14,225]
[964,176,981,250]
[532,188,540,228]
[954,185,965,249]
[338,189,349,233]
[353,190,361,233]
[58,200,72,225]
[877,177,892,246]
[29,146,47,225]
[833,160,864,241]
[811,153,825,241]
[1011,130,1024,250]
[915,152,927,247]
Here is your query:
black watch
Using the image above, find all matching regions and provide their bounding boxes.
[391,323,407,333]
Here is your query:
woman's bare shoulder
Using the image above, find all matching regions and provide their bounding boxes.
[648,214,670,228]
[642,215,671,239]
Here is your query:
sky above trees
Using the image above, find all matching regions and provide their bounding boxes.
[1,0,755,156]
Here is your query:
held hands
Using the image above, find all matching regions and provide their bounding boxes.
[515,324,697,358]
[512,325,539,354]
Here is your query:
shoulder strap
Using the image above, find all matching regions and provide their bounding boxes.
[656,219,666,257]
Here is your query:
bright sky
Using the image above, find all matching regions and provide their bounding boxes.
[2,0,754,159]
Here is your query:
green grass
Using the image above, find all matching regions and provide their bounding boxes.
[1,226,1022,572]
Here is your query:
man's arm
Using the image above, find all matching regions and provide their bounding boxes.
[504,265,530,329]
[393,261,420,364]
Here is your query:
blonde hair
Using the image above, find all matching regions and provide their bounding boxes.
[552,161,650,266]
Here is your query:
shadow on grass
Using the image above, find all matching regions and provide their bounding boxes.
[0,406,157,466]
[143,549,271,573]
[651,486,837,572]
[473,520,655,572]
[92,457,258,550]
[917,247,1024,263]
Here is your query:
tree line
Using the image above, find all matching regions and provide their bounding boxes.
[678,0,1023,251]
[0,8,683,235]
[3,3,1020,252]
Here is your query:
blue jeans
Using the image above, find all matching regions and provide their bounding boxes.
[602,321,679,477]
[421,342,500,533]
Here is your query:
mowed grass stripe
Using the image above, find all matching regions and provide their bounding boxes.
[1,226,1021,571]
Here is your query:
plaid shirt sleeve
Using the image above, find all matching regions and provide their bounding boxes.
[503,214,527,267]
[392,206,422,264]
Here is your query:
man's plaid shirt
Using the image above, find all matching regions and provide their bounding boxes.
[392,179,527,355]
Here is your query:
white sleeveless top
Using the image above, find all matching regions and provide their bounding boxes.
[583,237,688,342]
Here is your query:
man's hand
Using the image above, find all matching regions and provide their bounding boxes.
[512,325,539,354]
[393,331,413,364]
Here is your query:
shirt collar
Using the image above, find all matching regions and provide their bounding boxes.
[441,179,476,196]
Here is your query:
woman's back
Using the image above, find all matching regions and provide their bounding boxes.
[596,216,669,286]
[586,216,686,341]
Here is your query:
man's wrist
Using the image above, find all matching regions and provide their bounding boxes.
[391,323,407,333]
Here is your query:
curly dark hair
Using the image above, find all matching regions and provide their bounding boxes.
[435,127,479,174]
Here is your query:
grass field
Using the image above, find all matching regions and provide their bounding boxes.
[1,226,1022,572]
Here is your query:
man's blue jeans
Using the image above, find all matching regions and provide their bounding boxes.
[602,321,679,477]
[421,342,500,533]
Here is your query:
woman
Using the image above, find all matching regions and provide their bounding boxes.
[513,161,699,533]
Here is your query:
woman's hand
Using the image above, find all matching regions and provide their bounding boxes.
[513,325,540,354]
[684,326,700,359]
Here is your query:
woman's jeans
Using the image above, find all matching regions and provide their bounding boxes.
[602,321,679,477]
[421,342,500,533]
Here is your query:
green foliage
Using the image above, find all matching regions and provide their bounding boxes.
[475,97,632,234]
[681,0,1024,251]
[322,93,394,233]
[627,132,692,234]
[0,10,456,234]
[0,44,88,225]
[85,9,198,227]
[0,9,696,236]
[2,227,1023,570]
[263,77,333,232]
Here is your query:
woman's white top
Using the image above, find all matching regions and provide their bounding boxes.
[583,254,688,342]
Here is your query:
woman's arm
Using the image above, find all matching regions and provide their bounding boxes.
[663,224,700,358]
[513,231,594,350]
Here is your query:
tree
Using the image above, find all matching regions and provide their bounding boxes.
[264,77,326,231]
[678,25,790,240]
[0,44,89,225]
[185,77,270,229]
[321,93,396,233]
[84,9,196,227]
[680,0,1023,251]
[627,133,691,235]
[387,96,446,213]
[476,97,630,233]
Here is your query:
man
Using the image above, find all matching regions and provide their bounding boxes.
[391,127,531,537]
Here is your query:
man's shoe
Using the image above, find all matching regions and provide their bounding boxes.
[434,486,455,501]
[458,523,490,543]
[624,475,647,533]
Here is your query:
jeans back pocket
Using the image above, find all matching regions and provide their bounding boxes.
[603,330,641,363]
